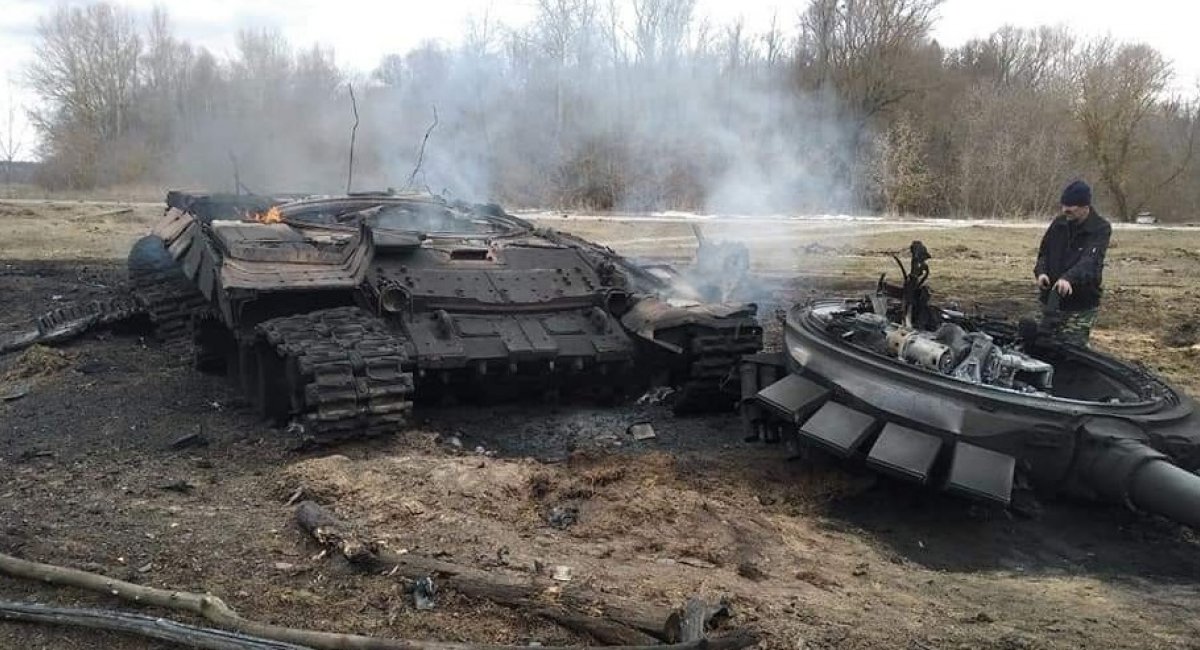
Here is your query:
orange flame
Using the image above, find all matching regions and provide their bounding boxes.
[256,206,283,224]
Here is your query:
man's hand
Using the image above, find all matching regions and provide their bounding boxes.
[1037,274,1051,289]
[1054,278,1073,296]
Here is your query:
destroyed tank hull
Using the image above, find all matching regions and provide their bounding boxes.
[744,299,1200,528]
[128,191,762,444]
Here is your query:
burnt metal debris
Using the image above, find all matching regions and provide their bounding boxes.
[742,242,1200,528]
[120,190,761,444]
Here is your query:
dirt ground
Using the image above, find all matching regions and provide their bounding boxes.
[2,201,1200,650]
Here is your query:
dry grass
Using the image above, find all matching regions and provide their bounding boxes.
[1,345,74,382]
[0,199,161,260]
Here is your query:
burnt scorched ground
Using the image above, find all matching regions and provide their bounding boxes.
[2,251,1200,649]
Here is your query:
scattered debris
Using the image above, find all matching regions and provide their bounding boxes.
[546,506,578,530]
[272,562,296,572]
[736,562,767,582]
[169,429,209,450]
[628,423,656,441]
[284,488,305,507]
[1162,320,1200,348]
[1,383,30,401]
[411,576,437,610]
[551,565,574,582]
[157,480,195,494]
[75,360,111,375]
[636,386,675,405]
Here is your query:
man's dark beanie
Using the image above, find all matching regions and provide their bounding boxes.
[1061,180,1092,207]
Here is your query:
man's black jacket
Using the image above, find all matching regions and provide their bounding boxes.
[1033,208,1112,311]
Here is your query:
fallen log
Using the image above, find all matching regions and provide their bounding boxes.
[0,600,311,650]
[294,501,689,644]
[533,609,660,647]
[0,550,757,650]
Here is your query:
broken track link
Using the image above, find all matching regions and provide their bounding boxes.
[0,296,145,355]
[252,307,415,444]
[129,268,211,360]
[35,296,143,337]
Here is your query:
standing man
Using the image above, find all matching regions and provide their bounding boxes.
[1033,180,1112,346]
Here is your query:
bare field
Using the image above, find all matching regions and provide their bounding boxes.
[2,201,1200,650]
[0,199,162,260]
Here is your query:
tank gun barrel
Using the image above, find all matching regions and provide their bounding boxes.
[1129,460,1200,529]
[1075,434,1200,529]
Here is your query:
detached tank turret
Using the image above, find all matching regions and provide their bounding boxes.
[128,191,762,443]
[743,242,1200,529]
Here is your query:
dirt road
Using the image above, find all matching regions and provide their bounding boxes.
[2,201,1199,649]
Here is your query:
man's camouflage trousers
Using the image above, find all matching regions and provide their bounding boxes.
[1051,307,1099,346]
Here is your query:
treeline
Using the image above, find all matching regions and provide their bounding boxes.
[21,1,1200,220]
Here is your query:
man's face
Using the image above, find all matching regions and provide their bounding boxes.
[1061,204,1090,221]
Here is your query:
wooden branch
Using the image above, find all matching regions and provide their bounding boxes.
[0,549,467,650]
[406,105,439,190]
[0,600,312,650]
[0,550,756,650]
[347,83,359,194]
[294,502,685,643]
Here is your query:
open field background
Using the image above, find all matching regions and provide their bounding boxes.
[1,200,1199,649]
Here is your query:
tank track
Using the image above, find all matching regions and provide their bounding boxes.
[0,296,145,355]
[674,321,763,413]
[130,268,211,359]
[35,296,143,338]
[254,307,414,444]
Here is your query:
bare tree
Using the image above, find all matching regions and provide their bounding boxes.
[1074,38,1177,221]
[953,26,1075,90]
[871,114,934,213]
[0,80,25,190]
[796,0,944,200]
[762,11,784,69]
[798,0,943,123]
[630,0,697,67]
[534,0,597,138]
[25,2,142,186]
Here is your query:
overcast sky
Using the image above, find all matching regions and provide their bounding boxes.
[3,0,1199,158]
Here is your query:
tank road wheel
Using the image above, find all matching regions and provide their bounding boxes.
[237,338,259,401]
[254,307,415,444]
[255,343,290,423]
[192,313,232,373]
